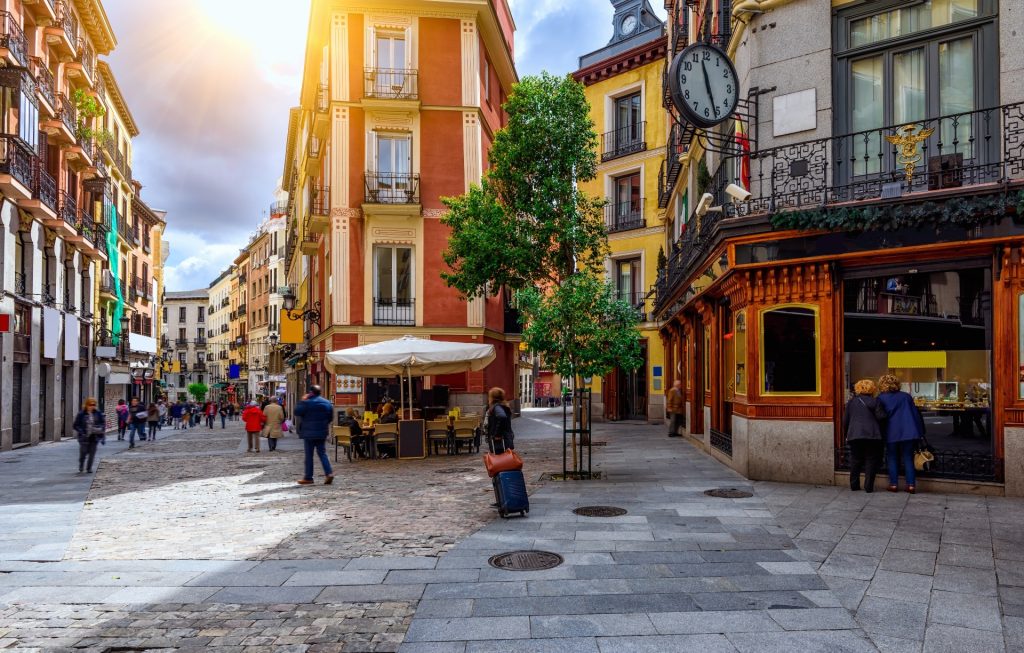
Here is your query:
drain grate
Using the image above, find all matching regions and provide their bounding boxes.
[704,488,754,499]
[488,550,564,571]
[435,467,476,474]
[573,506,627,517]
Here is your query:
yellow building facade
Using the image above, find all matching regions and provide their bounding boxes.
[574,1,667,422]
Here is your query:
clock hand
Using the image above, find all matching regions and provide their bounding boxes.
[701,60,716,114]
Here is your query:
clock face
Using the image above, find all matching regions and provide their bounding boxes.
[668,43,739,129]
[620,14,638,35]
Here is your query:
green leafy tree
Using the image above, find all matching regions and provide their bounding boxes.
[442,73,642,473]
[187,382,208,403]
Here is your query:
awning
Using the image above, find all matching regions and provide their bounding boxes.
[325,335,495,377]
[107,373,132,385]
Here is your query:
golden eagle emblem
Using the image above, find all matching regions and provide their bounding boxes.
[885,124,935,184]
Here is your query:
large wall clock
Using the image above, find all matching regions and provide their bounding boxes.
[668,42,739,129]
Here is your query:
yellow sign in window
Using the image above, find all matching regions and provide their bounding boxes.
[887,351,947,369]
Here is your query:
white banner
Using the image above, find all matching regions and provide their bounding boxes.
[43,307,61,359]
[128,333,157,354]
[64,314,80,361]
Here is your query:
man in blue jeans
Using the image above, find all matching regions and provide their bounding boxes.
[127,397,147,448]
[293,385,334,485]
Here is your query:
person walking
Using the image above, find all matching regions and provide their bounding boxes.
[205,401,216,428]
[667,379,685,438]
[73,398,105,474]
[242,401,266,453]
[486,387,514,454]
[128,398,147,448]
[219,401,229,429]
[262,397,285,452]
[115,399,129,441]
[157,400,167,429]
[170,401,183,429]
[146,403,160,442]
[878,374,927,494]
[181,402,192,430]
[843,379,886,493]
[293,385,334,485]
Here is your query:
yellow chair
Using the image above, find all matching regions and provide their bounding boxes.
[364,411,379,426]
[452,418,479,454]
[426,419,451,455]
[334,425,353,462]
[448,407,462,419]
[373,422,398,458]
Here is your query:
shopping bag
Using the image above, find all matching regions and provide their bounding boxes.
[483,449,523,477]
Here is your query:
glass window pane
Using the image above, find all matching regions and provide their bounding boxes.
[394,137,410,175]
[376,248,393,300]
[396,247,412,301]
[377,137,393,175]
[939,37,975,158]
[735,310,747,395]
[849,0,978,47]
[851,56,884,175]
[704,326,711,394]
[761,306,819,394]
[893,48,925,124]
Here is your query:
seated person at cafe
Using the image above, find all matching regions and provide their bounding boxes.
[338,408,368,458]
[379,402,398,423]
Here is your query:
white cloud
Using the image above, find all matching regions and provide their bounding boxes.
[161,228,246,292]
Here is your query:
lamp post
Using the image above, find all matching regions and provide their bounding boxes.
[281,290,322,396]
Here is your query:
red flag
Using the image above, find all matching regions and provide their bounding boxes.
[735,118,751,191]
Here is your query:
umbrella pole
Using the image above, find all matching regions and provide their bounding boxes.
[400,368,405,421]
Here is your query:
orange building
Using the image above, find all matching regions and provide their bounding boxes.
[280,0,521,412]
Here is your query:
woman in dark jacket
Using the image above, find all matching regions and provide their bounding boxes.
[74,398,105,474]
[878,374,927,494]
[843,379,885,493]
[486,387,514,454]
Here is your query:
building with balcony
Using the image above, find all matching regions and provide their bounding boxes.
[573,0,666,423]
[229,248,249,399]
[160,289,209,401]
[656,0,1024,495]
[206,265,234,396]
[279,0,520,413]
[246,227,272,398]
[0,0,139,449]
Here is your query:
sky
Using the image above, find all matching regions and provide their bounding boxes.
[104,0,665,291]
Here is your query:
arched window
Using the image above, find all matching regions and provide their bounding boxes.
[760,305,820,395]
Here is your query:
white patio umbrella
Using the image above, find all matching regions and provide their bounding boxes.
[324,335,496,418]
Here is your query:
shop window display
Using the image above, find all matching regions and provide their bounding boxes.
[844,267,992,459]
[760,305,820,395]
[734,309,747,395]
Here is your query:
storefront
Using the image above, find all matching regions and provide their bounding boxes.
[659,204,1024,495]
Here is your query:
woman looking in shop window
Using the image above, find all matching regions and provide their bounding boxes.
[877,374,927,494]
[843,379,886,493]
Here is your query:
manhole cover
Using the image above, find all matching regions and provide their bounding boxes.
[436,467,476,474]
[704,488,754,498]
[488,550,564,571]
[573,506,627,517]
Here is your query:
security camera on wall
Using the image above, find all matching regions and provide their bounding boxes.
[725,183,752,202]
[695,192,716,218]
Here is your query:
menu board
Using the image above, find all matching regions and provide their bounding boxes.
[398,419,426,459]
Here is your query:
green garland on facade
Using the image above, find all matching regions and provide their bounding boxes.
[770,190,1024,233]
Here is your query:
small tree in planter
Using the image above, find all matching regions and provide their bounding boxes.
[187,382,208,403]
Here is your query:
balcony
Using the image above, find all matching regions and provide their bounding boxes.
[270,200,288,216]
[237,302,247,314]
[175,337,188,346]
[219,350,228,360]
[655,102,1024,312]
[313,83,329,136]
[364,172,420,205]
[67,135,94,171]
[0,12,27,68]
[24,0,56,22]
[41,93,76,144]
[601,122,646,162]
[0,135,35,200]
[43,190,80,240]
[179,363,189,372]
[19,160,57,220]
[66,37,94,86]
[604,199,646,233]
[238,272,247,283]
[307,184,330,234]
[373,297,415,326]
[364,68,418,101]
[29,57,56,116]
[657,119,693,208]
[616,290,650,321]
[45,2,78,56]
[221,324,228,334]
[99,270,116,300]
[194,362,207,372]
[300,235,319,255]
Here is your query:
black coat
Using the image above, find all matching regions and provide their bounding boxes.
[486,404,513,441]
[843,395,885,442]
[74,410,105,443]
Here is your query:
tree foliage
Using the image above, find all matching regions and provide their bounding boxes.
[187,383,208,402]
[441,73,641,384]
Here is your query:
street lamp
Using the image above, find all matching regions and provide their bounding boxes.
[281,289,321,323]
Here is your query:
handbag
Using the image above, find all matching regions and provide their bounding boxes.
[282,419,291,432]
[483,448,523,477]
[913,434,935,471]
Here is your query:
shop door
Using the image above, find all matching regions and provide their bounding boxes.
[620,340,648,420]
[717,306,734,436]
[603,371,621,421]
[12,364,24,444]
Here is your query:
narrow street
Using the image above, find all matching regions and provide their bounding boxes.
[0,410,1019,651]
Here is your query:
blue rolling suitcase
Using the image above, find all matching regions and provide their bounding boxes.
[493,470,529,518]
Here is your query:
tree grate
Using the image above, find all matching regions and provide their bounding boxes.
[573,506,628,517]
[488,550,564,571]
[704,488,754,499]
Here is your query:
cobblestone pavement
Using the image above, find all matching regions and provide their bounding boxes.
[4,412,1024,651]
[760,481,1024,652]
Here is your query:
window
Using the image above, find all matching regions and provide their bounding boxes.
[734,309,747,395]
[760,305,820,395]
[615,258,641,306]
[178,352,186,364]
[197,328,205,341]
[197,306,204,322]
[20,92,38,153]
[611,173,642,230]
[178,374,185,386]
[612,92,643,154]
[483,55,491,104]
[376,32,406,69]
[162,307,167,322]
[178,327,186,342]
[374,245,414,325]
[369,32,409,97]
[178,306,186,323]
[836,0,995,178]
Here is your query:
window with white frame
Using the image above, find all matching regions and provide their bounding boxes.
[373,245,414,325]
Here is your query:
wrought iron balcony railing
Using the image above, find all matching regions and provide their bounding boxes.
[364,172,420,204]
[310,184,330,215]
[55,1,77,46]
[58,190,77,227]
[373,297,415,326]
[364,68,418,100]
[604,199,646,233]
[32,161,57,212]
[29,56,55,109]
[0,12,27,67]
[601,122,646,161]
[75,37,93,79]
[13,271,26,296]
[0,135,34,189]
[58,93,75,136]
[655,102,1024,311]
[316,83,329,113]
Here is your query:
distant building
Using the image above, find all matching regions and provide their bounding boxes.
[161,289,209,401]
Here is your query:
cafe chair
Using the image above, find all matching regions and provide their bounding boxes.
[334,425,353,462]
[426,419,451,455]
[452,418,478,454]
[373,422,398,458]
